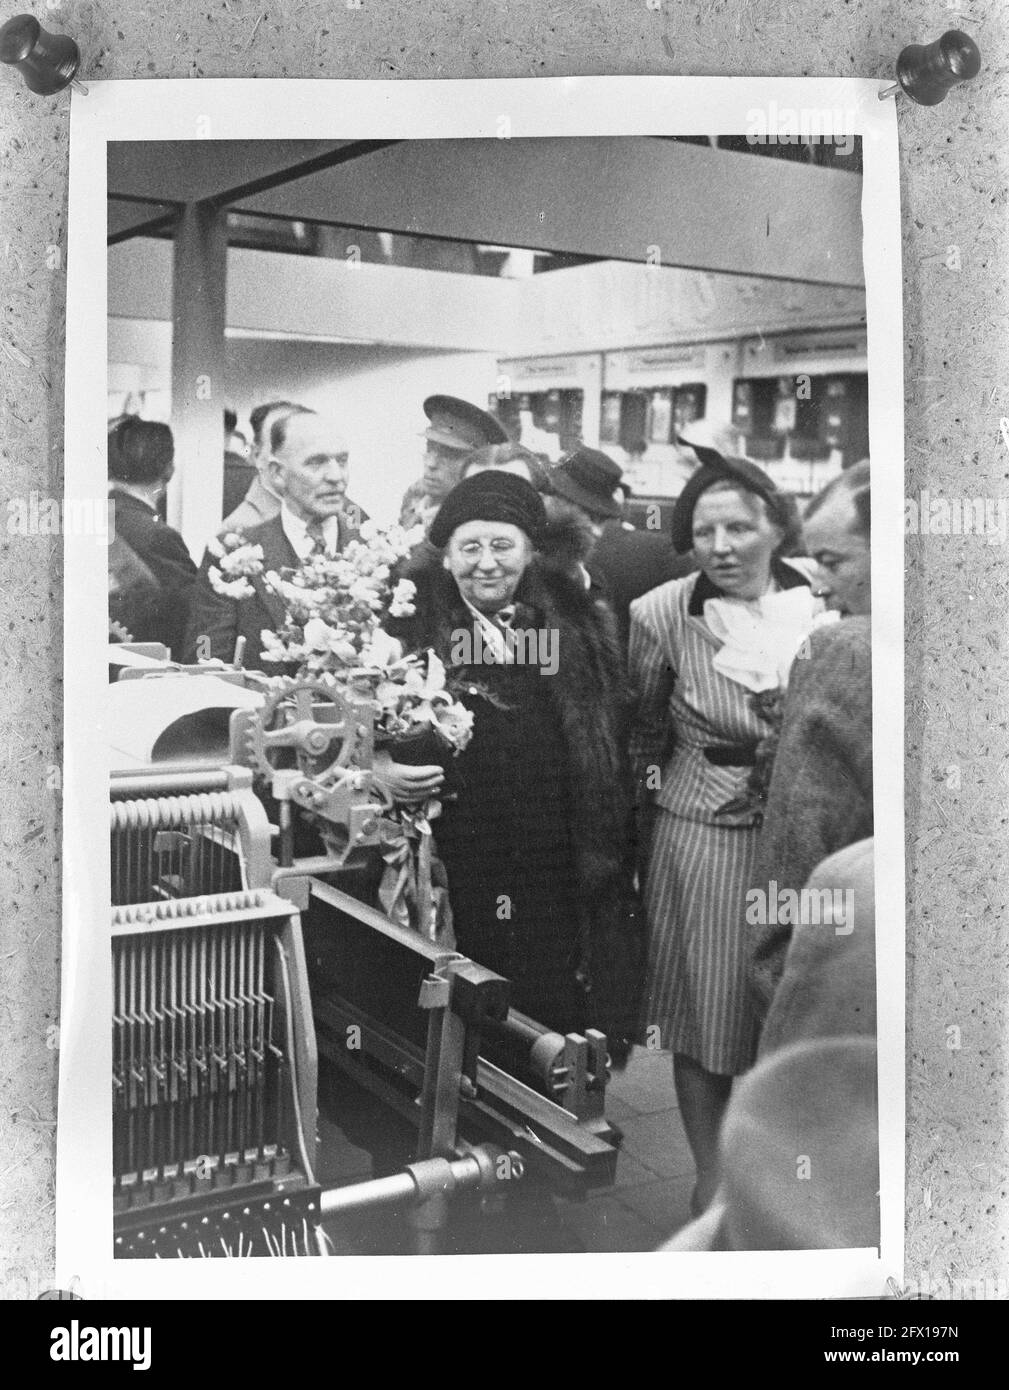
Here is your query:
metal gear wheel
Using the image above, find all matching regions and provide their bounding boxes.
[242,679,352,781]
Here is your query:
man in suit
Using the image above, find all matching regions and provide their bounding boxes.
[184,410,362,669]
[108,416,198,656]
[748,461,873,1018]
[548,446,695,647]
[220,399,311,535]
[222,407,256,519]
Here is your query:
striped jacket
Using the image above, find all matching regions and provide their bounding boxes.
[629,559,814,826]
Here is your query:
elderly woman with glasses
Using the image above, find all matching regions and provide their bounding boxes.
[629,445,825,1213]
[382,469,642,1048]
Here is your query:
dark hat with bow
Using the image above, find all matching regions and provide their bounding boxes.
[670,436,800,555]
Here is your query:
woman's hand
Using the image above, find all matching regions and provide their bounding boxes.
[372,749,445,804]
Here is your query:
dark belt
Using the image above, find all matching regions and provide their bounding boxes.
[703,743,759,767]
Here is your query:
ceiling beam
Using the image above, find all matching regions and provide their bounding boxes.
[108,198,175,245]
[107,137,863,287]
[106,139,394,209]
[235,137,865,288]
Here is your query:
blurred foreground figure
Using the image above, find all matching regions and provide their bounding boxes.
[664,839,878,1251]
[749,462,872,1017]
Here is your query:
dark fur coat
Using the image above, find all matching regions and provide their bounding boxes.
[386,513,645,1044]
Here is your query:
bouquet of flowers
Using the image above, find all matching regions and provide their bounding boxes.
[207,521,474,942]
[371,650,475,756]
[208,520,417,668]
[208,520,474,757]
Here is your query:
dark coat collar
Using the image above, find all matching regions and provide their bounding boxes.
[687,556,810,616]
[110,487,158,519]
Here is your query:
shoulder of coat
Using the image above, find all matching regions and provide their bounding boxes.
[630,572,697,622]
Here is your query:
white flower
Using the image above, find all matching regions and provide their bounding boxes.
[208,567,254,600]
[348,576,384,608]
[303,616,336,651]
[359,628,404,669]
[388,578,417,618]
[266,572,325,613]
[217,542,264,578]
[356,519,415,564]
[301,616,360,665]
[434,699,474,749]
[425,650,447,696]
[374,677,407,712]
[259,629,292,664]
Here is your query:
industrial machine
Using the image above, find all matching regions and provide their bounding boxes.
[108,651,619,1258]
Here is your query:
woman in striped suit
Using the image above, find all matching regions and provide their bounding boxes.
[629,446,824,1213]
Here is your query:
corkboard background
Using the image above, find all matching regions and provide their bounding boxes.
[0,0,1006,1298]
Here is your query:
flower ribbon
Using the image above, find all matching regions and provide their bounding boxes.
[377,801,454,946]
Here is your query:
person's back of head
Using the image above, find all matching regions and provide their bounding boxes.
[249,399,301,449]
[805,458,870,538]
[540,494,596,572]
[461,441,552,493]
[109,417,175,489]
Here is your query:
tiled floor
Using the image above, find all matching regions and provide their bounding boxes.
[315,1044,696,1254]
[553,1045,695,1251]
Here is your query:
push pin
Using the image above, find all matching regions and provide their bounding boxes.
[878,29,981,104]
[0,13,87,96]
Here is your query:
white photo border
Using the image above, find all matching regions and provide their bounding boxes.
[61,75,904,1300]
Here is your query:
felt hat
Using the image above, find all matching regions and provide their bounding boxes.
[548,446,624,520]
[428,469,547,549]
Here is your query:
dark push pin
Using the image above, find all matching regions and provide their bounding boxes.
[0,12,87,96]
[878,29,981,104]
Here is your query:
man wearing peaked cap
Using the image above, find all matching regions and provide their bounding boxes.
[399,394,509,532]
[424,395,509,452]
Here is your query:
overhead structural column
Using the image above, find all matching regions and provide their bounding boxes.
[169,199,228,555]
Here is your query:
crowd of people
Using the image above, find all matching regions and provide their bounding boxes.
[108,389,876,1247]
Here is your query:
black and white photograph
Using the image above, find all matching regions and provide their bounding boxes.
[58,77,904,1298]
